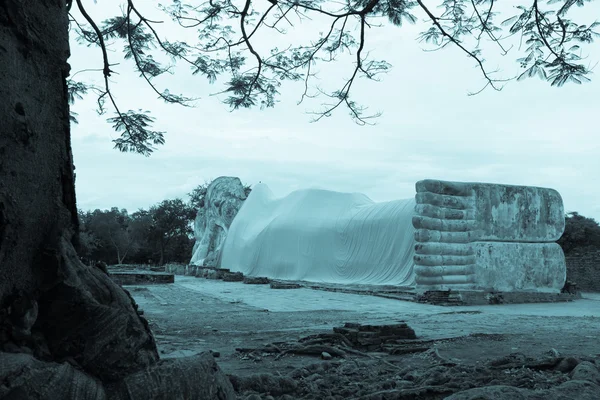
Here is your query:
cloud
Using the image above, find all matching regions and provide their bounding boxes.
[69,1,600,222]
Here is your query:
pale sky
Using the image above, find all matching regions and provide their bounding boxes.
[69,1,600,221]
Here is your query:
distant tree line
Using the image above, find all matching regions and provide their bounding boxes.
[77,199,195,266]
[77,180,595,265]
[558,212,600,255]
[76,179,252,266]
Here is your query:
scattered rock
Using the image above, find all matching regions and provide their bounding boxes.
[223,272,244,282]
[276,345,346,360]
[211,350,221,358]
[270,282,302,289]
[556,356,580,373]
[445,385,529,400]
[551,379,600,400]
[570,361,600,384]
[243,277,271,284]
[321,352,333,360]
[228,373,298,396]
[105,352,235,399]
[489,353,528,368]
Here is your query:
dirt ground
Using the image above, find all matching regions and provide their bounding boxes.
[125,277,600,399]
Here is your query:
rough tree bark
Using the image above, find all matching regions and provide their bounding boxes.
[0,1,234,398]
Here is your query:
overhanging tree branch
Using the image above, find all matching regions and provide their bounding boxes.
[68,0,598,154]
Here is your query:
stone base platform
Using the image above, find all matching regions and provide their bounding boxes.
[284,282,580,305]
[175,265,581,306]
[417,289,581,306]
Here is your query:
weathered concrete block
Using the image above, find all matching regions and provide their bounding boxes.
[243,277,271,284]
[223,272,244,282]
[270,282,302,289]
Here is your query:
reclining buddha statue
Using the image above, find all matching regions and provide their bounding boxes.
[194,177,566,293]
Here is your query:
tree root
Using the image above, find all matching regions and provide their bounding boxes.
[235,345,282,354]
[299,332,354,348]
[419,346,459,366]
[351,384,456,399]
[339,345,405,371]
[275,345,347,360]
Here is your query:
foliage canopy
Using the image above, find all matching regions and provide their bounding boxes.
[67,0,598,155]
[78,199,196,265]
[558,212,600,255]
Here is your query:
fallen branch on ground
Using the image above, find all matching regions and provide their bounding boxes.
[275,345,347,360]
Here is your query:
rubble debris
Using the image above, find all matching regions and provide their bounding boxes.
[230,352,600,400]
[222,272,244,282]
[333,322,417,351]
[270,282,302,289]
[243,277,271,284]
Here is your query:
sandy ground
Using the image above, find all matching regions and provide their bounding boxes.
[126,277,600,398]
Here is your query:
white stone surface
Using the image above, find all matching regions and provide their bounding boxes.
[214,179,567,292]
[413,179,567,292]
[219,183,417,286]
[174,276,600,319]
[190,177,247,267]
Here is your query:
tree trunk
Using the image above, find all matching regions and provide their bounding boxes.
[0,0,157,374]
[159,242,165,265]
[0,1,234,398]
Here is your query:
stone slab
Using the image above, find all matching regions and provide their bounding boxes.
[270,281,302,289]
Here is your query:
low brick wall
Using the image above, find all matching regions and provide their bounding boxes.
[109,272,174,285]
[566,250,600,292]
